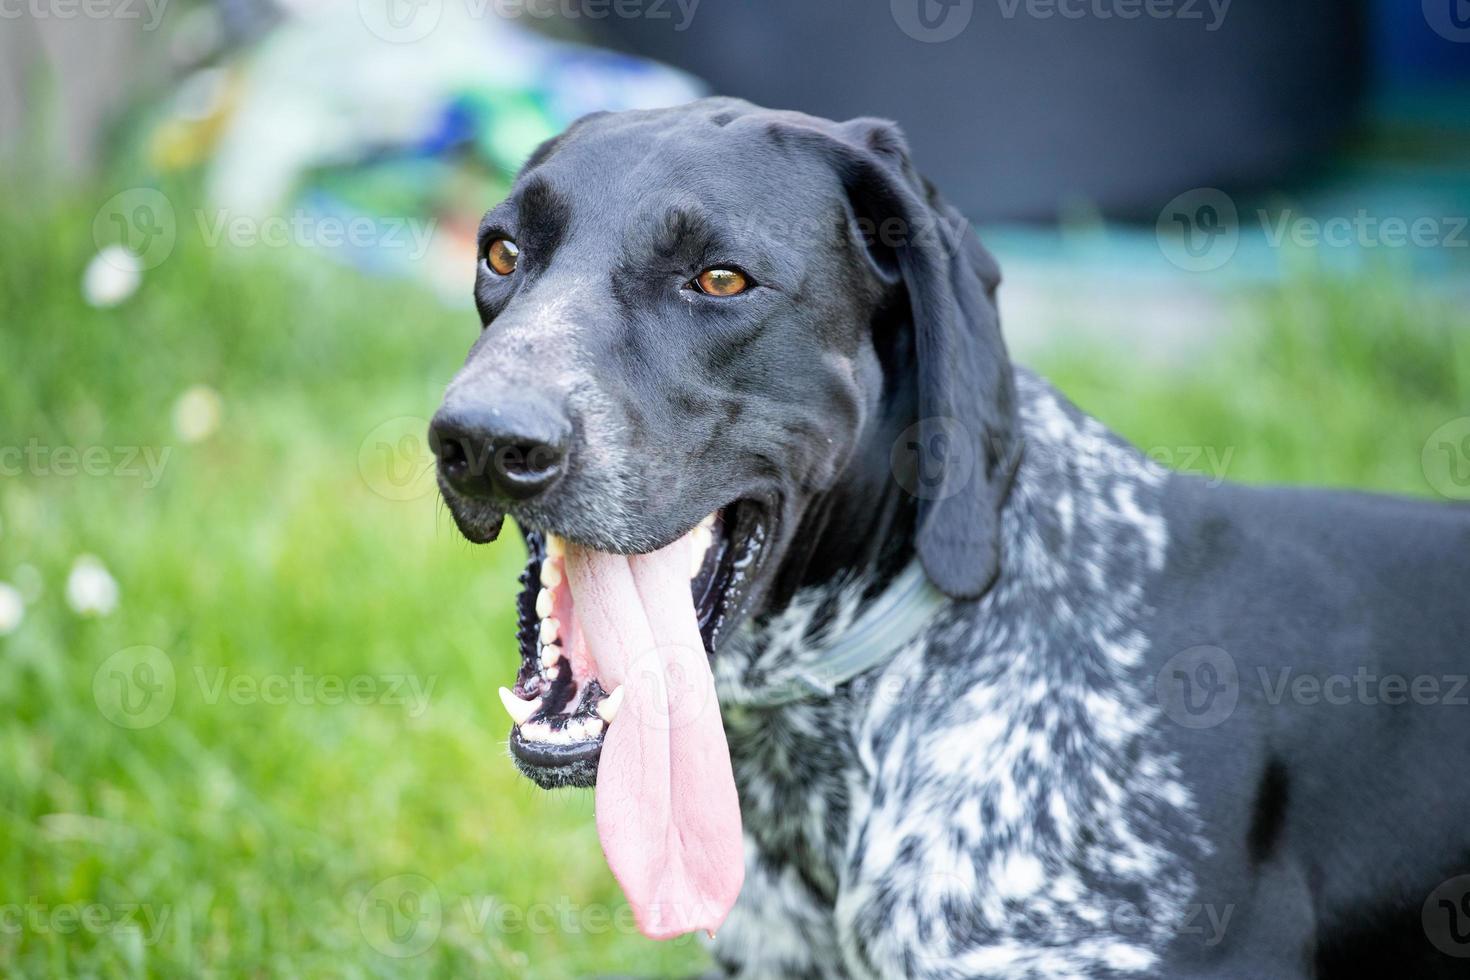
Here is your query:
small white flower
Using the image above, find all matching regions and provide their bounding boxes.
[82,246,143,308]
[66,555,119,617]
[0,583,23,635]
[172,385,222,443]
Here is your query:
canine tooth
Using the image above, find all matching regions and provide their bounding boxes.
[700,512,716,530]
[540,561,562,588]
[689,525,712,577]
[498,687,540,726]
[597,686,625,724]
[585,716,605,735]
[545,535,565,559]
[540,616,560,645]
[541,641,562,666]
[535,588,553,619]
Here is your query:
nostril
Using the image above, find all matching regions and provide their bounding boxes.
[437,438,468,470]
[496,442,561,481]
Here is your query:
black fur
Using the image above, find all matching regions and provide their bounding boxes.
[434,98,1470,978]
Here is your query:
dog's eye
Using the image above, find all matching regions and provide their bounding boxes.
[693,267,749,297]
[485,238,519,276]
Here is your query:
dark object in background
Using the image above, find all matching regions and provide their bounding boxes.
[589,0,1367,221]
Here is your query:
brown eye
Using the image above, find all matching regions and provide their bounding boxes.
[694,267,749,297]
[485,238,519,276]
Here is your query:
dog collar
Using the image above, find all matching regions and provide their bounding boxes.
[721,563,946,708]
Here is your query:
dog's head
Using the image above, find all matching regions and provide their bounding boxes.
[431,98,1019,788]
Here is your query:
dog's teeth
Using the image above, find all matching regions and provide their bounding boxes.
[597,686,625,724]
[545,535,565,559]
[542,641,562,666]
[689,525,712,577]
[585,716,605,736]
[498,687,540,726]
[699,512,716,530]
[535,588,553,619]
[540,561,562,588]
[540,616,560,645]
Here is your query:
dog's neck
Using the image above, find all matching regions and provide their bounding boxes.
[718,371,1208,933]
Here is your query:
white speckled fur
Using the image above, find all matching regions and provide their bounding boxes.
[712,369,1208,979]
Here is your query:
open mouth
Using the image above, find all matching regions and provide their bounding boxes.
[501,500,768,789]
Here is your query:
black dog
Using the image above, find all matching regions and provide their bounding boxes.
[430,98,1470,977]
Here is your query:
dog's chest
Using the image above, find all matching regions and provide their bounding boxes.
[724,698,859,898]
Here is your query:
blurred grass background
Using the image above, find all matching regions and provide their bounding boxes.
[1,179,1468,979]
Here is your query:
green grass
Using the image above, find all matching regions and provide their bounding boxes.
[1,183,1468,978]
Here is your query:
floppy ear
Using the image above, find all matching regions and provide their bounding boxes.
[811,117,1022,599]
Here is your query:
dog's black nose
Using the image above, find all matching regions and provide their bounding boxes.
[429,397,570,501]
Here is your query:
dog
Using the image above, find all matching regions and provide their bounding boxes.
[429,98,1470,978]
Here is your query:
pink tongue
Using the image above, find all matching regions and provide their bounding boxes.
[564,535,744,940]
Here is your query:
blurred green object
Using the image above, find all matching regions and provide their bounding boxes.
[2,182,1469,977]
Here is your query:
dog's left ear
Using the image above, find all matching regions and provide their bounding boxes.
[808,117,1022,599]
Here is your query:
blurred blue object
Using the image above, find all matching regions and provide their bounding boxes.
[1374,0,1470,83]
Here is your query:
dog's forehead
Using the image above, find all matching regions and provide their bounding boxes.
[515,107,844,229]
